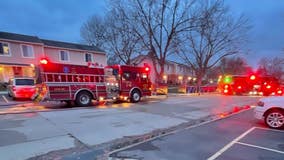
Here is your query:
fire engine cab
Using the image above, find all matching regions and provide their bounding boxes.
[33,58,152,106]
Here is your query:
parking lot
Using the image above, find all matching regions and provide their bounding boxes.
[109,109,284,160]
[209,127,284,160]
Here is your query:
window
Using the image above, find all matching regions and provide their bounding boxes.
[85,53,93,62]
[15,79,34,86]
[60,50,69,61]
[21,45,34,58]
[0,42,10,56]
[141,73,148,83]
[122,72,131,81]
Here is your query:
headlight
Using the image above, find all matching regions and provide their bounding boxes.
[257,101,264,107]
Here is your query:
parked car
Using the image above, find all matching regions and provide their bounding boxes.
[254,96,284,129]
[7,77,35,99]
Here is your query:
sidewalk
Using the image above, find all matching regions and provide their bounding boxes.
[0,92,31,106]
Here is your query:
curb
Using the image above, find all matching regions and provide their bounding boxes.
[0,102,30,107]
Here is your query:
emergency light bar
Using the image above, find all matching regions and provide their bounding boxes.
[40,58,48,65]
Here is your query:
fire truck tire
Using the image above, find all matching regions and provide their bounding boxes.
[130,89,141,103]
[75,91,92,107]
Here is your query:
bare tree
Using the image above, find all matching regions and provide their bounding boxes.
[105,3,142,65]
[178,0,250,90]
[81,15,106,48]
[257,57,284,80]
[219,56,251,75]
[206,56,252,81]
[129,0,196,82]
[81,2,141,65]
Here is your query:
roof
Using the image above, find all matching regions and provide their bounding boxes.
[133,55,189,67]
[0,31,105,53]
[41,39,105,53]
[0,31,42,44]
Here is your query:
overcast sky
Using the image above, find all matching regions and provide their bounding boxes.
[0,0,283,68]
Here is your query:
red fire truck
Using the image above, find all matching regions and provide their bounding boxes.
[33,58,152,106]
[218,74,283,96]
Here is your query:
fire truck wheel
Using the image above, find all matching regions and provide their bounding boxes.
[75,91,92,107]
[130,89,141,103]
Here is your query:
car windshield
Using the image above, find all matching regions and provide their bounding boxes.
[15,79,34,85]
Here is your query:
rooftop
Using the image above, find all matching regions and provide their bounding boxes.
[0,31,104,53]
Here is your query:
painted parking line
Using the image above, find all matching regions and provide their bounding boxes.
[208,126,284,160]
[207,127,255,160]
[255,126,284,133]
[1,95,9,103]
[235,141,284,154]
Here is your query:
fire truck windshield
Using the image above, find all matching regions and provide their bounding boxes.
[112,69,119,76]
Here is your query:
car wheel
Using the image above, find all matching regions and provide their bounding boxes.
[265,110,284,129]
[75,91,92,107]
[131,89,141,103]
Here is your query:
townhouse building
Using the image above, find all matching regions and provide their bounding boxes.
[133,55,194,85]
[0,31,106,83]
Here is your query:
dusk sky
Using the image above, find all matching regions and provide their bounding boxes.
[0,0,283,68]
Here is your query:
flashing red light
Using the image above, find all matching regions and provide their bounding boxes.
[40,58,48,65]
[250,75,256,80]
[277,90,282,94]
[224,89,228,93]
[237,86,242,89]
[145,67,150,72]
[224,85,228,89]
[266,85,271,89]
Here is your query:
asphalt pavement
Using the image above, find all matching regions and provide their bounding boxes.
[109,109,284,160]
[0,94,261,160]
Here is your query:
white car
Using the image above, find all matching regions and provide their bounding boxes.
[7,77,36,99]
[254,96,284,129]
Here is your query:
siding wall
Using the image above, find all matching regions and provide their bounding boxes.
[0,39,106,83]
[0,40,44,65]
[44,47,107,66]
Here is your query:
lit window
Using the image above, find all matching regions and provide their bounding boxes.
[85,53,93,62]
[21,45,34,58]
[60,50,69,61]
[0,42,10,56]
